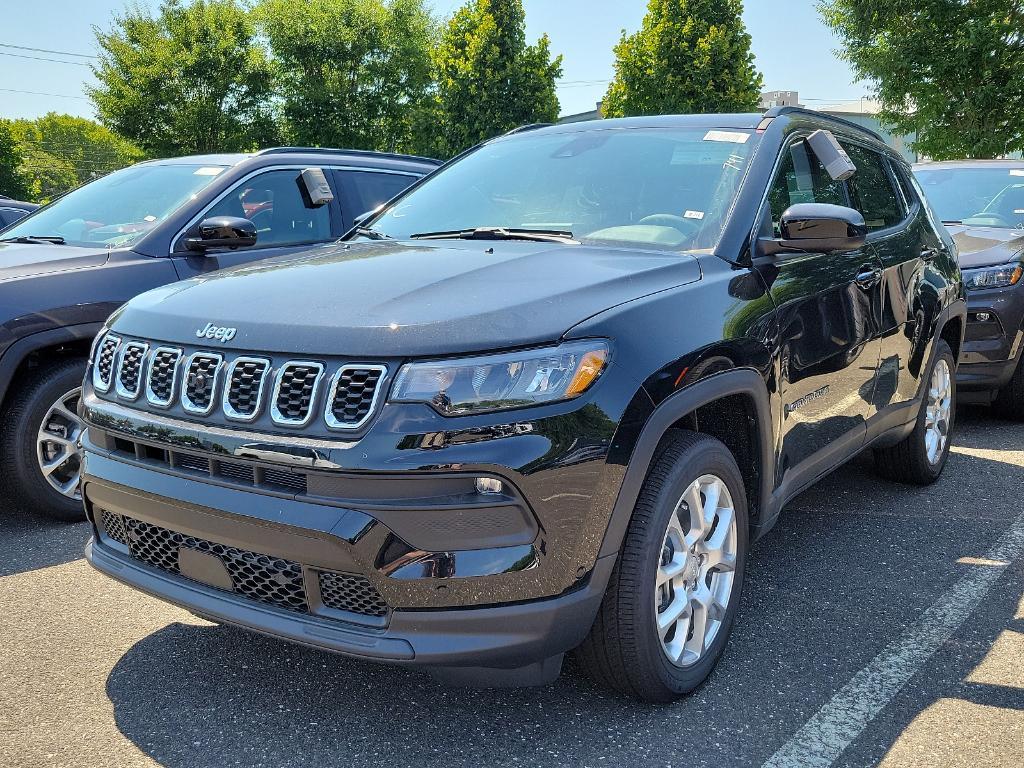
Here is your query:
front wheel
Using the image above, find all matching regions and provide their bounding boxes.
[576,431,748,702]
[873,339,956,485]
[0,357,88,521]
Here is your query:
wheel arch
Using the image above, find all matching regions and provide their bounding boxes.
[0,324,101,407]
[598,368,776,560]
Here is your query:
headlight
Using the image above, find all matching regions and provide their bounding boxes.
[391,340,610,415]
[963,263,1023,290]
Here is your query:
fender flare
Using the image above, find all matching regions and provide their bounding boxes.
[598,368,776,559]
[0,322,103,406]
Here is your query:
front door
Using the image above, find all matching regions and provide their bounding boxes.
[172,167,341,278]
[758,138,883,488]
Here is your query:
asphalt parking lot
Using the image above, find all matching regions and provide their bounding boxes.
[1,407,1022,768]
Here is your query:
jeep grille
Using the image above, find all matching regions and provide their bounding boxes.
[182,353,222,414]
[115,342,148,400]
[271,362,324,426]
[224,357,270,420]
[145,347,181,407]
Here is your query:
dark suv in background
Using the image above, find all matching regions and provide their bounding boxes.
[81,109,964,701]
[0,148,438,520]
[914,160,1024,417]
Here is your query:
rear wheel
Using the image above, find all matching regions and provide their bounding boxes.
[873,339,955,485]
[0,358,88,521]
[576,431,748,702]
[992,356,1024,420]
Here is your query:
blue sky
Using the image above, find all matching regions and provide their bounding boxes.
[0,0,868,121]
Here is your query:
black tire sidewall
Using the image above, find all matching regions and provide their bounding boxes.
[628,436,749,697]
[1,358,87,520]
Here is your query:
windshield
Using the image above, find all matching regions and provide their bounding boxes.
[367,127,758,251]
[914,166,1024,228]
[0,163,228,248]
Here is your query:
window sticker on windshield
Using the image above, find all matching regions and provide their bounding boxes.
[1011,169,1024,176]
[683,210,705,220]
[194,167,225,176]
[704,130,750,144]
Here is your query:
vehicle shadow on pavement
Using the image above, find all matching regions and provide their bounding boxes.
[0,503,89,577]
[102,409,1024,768]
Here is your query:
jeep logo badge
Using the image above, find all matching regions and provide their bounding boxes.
[196,323,237,343]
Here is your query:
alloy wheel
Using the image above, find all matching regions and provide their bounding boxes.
[36,387,84,500]
[655,474,738,667]
[925,358,952,464]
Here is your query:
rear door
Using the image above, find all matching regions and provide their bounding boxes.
[333,169,424,230]
[759,137,883,486]
[171,167,342,278]
[841,142,936,414]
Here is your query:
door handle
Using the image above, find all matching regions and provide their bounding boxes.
[855,266,882,289]
[920,247,940,261]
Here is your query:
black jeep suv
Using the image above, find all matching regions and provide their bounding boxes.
[913,160,1024,417]
[0,148,438,520]
[80,109,964,702]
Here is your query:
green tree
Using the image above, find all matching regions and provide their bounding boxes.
[0,120,31,200]
[257,0,436,154]
[603,0,763,118]
[430,0,562,157]
[10,114,144,201]
[819,0,1024,159]
[89,0,278,156]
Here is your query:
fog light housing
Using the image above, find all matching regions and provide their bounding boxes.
[475,477,504,495]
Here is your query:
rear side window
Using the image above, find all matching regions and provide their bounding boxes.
[205,168,332,248]
[341,171,419,218]
[842,143,905,231]
[767,140,847,235]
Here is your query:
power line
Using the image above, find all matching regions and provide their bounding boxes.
[0,42,97,59]
[0,86,90,100]
[0,50,92,67]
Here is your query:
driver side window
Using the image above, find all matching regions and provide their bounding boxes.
[768,141,848,236]
[205,169,332,248]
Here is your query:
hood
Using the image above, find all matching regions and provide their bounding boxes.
[111,240,702,356]
[945,224,1024,269]
[0,241,109,281]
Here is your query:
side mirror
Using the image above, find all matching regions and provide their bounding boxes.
[185,216,257,252]
[759,203,867,256]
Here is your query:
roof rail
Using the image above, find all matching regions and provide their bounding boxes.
[502,123,554,137]
[762,105,885,143]
[256,147,442,165]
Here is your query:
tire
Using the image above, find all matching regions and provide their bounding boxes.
[873,339,956,485]
[992,356,1024,421]
[0,357,88,521]
[576,430,749,702]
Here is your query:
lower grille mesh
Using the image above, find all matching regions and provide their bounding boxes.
[319,571,389,617]
[98,511,389,618]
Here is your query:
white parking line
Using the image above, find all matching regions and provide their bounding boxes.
[761,508,1024,768]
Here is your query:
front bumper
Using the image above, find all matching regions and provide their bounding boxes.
[957,286,1024,392]
[86,535,612,677]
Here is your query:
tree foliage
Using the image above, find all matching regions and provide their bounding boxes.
[9,113,144,201]
[820,0,1024,159]
[257,0,435,154]
[603,0,763,118]
[89,0,278,156]
[429,0,562,157]
[0,121,31,201]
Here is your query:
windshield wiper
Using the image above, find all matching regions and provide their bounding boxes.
[410,227,579,244]
[0,235,66,245]
[350,226,393,241]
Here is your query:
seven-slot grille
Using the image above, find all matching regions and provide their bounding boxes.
[224,358,270,420]
[93,335,120,392]
[145,347,182,407]
[98,510,390,618]
[93,334,387,430]
[271,363,324,426]
[182,353,222,414]
[115,342,148,399]
[327,366,387,429]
